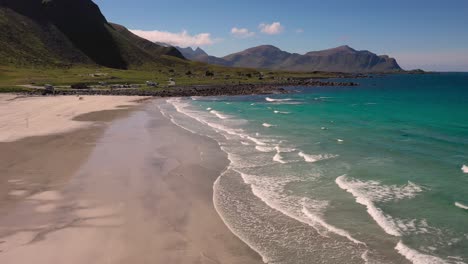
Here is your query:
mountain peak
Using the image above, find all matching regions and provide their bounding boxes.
[175,46,208,60]
[191,44,401,73]
[248,45,282,52]
[194,47,208,56]
[335,45,355,51]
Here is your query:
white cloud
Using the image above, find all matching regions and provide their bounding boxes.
[129,29,218,47]
[259,22,284,35]
[231,27,255,38]
[295,28,304,34]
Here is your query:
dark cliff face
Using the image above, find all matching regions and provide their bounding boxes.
[1,0,127,68]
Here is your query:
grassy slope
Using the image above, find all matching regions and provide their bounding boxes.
[0,63,338,92]
[0,8,91,66]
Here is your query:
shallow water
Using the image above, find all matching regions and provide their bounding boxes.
[159,73,468,264]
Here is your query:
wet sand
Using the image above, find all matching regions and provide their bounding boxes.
[0,97,262,264]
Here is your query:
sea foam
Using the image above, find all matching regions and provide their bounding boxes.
[336,175,424,237]
[462,165,468,173]
[274,110,291,114]
[273,152,286,164]
[256,146,275,153]
[238,171,365,246]
[395,241,447,264]
[210,110,230,119]
[455,202,468,210]
[298,152,338,163]
[266,97,292,102]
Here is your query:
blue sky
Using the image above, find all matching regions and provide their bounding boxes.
[94,0,468,71]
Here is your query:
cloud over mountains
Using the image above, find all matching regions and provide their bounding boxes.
[130,29,217,47]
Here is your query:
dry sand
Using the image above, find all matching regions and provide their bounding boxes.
[0,96,262,264]
[0,94,147,142]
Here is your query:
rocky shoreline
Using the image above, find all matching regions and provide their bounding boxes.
[24,80,358,97]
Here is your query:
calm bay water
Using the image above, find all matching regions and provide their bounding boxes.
[158,73,468,264]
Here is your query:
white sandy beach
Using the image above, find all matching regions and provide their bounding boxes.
[0,95,262,264]
[0,94,147,142]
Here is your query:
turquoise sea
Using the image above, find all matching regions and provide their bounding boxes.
[158,73,468,264]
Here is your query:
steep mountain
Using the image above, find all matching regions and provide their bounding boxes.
[222,45,299,69]
[298,45,401,72]
[0,0,185,69]
[111,23,185,60]
[185,45,402,72]
[175,46,228,66]
[176,46,208,60]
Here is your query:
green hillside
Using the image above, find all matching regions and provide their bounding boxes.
[0,0,186,69]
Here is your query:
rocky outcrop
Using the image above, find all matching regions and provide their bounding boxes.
[22,80,359,97]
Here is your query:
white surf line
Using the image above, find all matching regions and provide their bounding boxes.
[210,110,230,119]
[265,97,293,102]
[462,165,468,174]
[395,241,448,264]
[163,99,272,263]
[273,110,290,114]
[301,206,366,245]
[298,152,338,163]
[169,99,267,146]
[455,202,468,210]
[262,123,275,128]
[273,151,286,164]
[335,175,401,236]
[256,146,275,153]
[212,170,271,264]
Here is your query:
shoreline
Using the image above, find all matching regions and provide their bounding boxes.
[0,97,264,263]
[13,80,359,97]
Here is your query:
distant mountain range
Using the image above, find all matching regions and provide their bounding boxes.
[0,0,185,69]
[176,45,402,73]
[0,0,402,73]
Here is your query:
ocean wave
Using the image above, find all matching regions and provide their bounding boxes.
[462,165,468,173]
[166,98,368,260]
[273,152,287,164]
[301,199,365,245]
[298,152,338,163]
[210,110,230,119]
[272,145,297,164]
[255,145,275,152]
[169,99,269,147]
[275,145,296,153]
[274,110,291,114]
[266,97,292,102]
[395,241,447,264]
[455,202,468,210]
[262,123,275,128]
[238,171,365,247]
[336,175,424,237]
